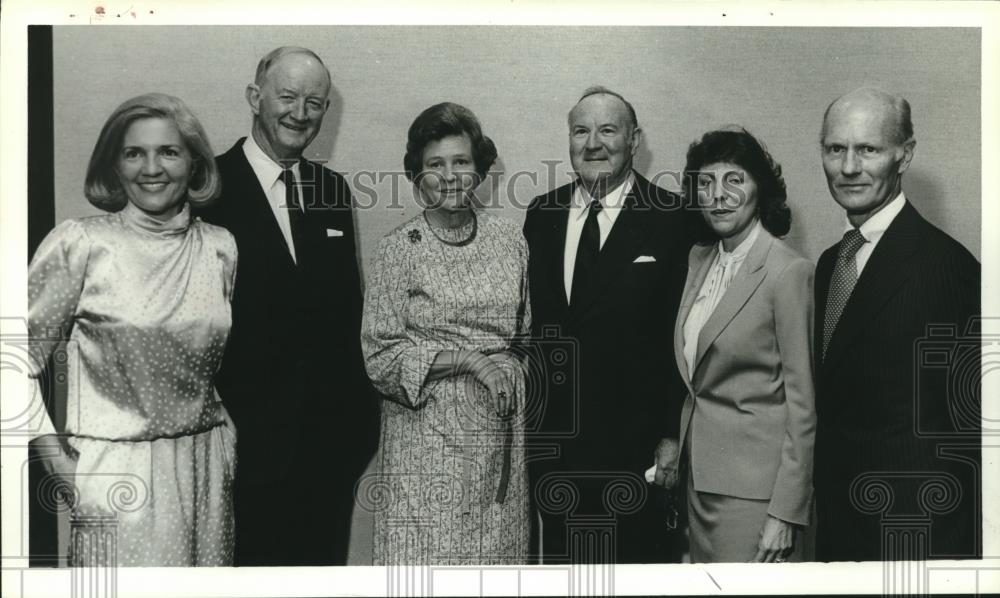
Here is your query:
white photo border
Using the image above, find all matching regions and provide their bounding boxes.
[2,1,998,596]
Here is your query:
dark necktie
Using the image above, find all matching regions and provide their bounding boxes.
[571,199,603,305]
[280,168,307,261]
[822,228,867,359]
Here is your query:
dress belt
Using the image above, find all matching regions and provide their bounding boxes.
[457,399,513,508]
[494,418,512,504]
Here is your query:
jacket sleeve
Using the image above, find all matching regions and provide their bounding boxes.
[767,257,817,526]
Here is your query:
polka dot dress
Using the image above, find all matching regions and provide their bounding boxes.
[28,201,238,566]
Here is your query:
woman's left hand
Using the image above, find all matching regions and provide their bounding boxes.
[752,515,796,563]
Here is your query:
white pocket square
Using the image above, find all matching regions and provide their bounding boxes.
[633,255,656,263]
[326,229,344,237]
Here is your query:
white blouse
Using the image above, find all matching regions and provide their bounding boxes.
[682,220,762,380]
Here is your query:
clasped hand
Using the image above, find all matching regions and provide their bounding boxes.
[466,351,518,417]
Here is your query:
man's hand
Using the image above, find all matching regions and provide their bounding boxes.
[652,437,680,489]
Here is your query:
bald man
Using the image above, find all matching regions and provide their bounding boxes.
[198,47,378,566]
[813,88,980,561]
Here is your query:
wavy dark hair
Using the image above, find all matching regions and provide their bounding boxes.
[683,126,791,243]
[403,102,497,184]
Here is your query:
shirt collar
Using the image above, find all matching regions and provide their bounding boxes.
[844,191,906,243]
[571,172,635,221]
[718,218,761,262]
[242,133,300,188]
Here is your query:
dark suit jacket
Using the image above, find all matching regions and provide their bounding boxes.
[814,200,981,561]
[198,139,378,484]
[523,172,694,479]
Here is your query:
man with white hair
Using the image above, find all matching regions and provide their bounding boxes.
[199,46,378,566]
[524,86,693,564]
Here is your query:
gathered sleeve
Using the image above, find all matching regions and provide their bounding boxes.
[219,229,238,305]
[767,257,817,526]
[23,219,92,438]
[361,233,439,409]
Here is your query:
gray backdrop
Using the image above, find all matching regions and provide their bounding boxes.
[52,26,981,273]
[49,25,982,564]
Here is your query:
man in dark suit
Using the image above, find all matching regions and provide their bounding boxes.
[814,87,981,561]
[523,87,693,564]
[198,46,378,566]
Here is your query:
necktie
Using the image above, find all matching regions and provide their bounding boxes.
[822,228,867,359]
[280,168,307,261]
[571,199,603,305]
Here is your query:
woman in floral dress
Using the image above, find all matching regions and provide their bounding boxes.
[361,102,530,565]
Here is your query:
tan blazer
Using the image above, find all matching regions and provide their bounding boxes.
[675,228,816,525]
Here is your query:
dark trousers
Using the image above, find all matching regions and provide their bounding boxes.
[233,458,362,566]
[232,410,374,567]
[227,374,378,566]
[814,458,981,562]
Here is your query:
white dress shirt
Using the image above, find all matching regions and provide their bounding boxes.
[563,173,634,302]
[845,191,906,276]
[682,220,762,380]
[242,134,304,264]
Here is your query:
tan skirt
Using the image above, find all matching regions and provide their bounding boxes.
[686,466,803,563]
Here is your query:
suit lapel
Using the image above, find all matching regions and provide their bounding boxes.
[674,243,715,392]
[692,229,773,376]
[814,247,836,364]
[568,175,655,321]
[543,184,573,315]
[822,201,925,370]
[294,158,327,267]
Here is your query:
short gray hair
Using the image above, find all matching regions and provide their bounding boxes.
[254,46,332,88]
[569,85,638,129]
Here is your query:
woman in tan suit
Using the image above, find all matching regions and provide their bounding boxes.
[653,127,816,563]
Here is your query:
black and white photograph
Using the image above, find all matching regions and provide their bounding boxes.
[1,1,997,596]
